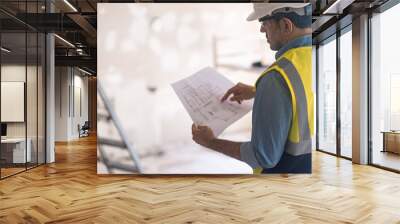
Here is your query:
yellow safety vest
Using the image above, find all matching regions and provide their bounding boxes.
[253,46,314,174]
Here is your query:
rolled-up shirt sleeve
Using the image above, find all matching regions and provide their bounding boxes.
[239,71,292,169]
[240,141,260,169]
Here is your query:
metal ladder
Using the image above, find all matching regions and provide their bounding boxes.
[97,83,143,174]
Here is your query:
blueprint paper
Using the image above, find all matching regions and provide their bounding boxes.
[171,67,253,136]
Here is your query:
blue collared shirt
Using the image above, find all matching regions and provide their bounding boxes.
[239,35,312,169]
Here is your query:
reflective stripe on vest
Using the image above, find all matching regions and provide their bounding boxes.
[255,47,313,156]
[277,58,311,156]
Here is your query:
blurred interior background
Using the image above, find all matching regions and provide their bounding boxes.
[97,3,277,174]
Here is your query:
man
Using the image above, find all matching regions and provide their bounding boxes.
[192,3,314,174]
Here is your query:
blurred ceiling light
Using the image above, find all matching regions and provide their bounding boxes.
[78,67,93,76]
[75,42,85,48]
[54,34,75,48]
[1,47,11,53]
[63,0,78,12]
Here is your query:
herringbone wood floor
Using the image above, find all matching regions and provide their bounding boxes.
[1,135,400,224]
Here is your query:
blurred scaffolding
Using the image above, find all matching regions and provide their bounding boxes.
[97,84,164,174]
[97,83,143,174]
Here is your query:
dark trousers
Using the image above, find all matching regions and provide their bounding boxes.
[262,153,312,174]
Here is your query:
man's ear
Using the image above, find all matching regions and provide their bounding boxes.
[279,17,294,33]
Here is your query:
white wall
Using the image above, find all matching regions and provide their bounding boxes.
[72,73,89,138]
[55,67,68,141]
[1,65,34,138]
[1,65,27,143]
[55,67,89,141]
[1,64,46,164]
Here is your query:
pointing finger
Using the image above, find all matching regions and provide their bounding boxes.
[230,96,242,104]
[221,86,236,102]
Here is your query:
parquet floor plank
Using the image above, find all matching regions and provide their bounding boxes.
[1,135,400,223]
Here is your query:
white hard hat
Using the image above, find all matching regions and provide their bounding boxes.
[247,3,310,21]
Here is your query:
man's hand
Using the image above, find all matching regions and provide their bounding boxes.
[191,124,242,160]
[221,82,256,104]
[192,124,215,148]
